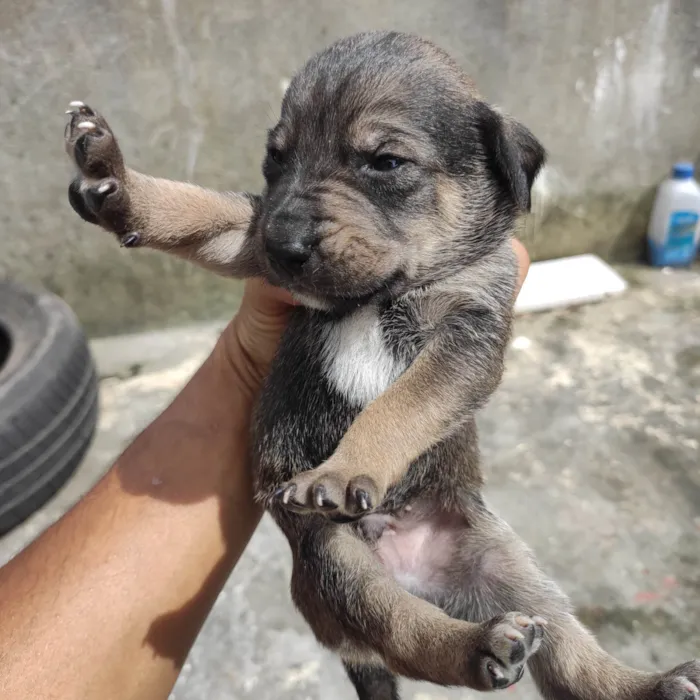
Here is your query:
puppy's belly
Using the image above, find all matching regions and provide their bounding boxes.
[364,508,465,596]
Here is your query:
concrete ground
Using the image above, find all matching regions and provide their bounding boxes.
[1,265,699,699]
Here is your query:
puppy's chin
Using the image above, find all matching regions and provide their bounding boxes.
[288,285,383,314]
[290,291,387,315]
[282,278,405,314]
[264,260,405,313]
[290,291,333,311]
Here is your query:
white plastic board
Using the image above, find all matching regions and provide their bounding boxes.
[514,254,628,314]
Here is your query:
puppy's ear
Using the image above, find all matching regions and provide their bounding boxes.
[478,104,546,212]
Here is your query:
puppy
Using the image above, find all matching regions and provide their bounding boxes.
[64,31,700,700]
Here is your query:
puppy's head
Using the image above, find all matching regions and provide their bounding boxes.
[257,31,545,310]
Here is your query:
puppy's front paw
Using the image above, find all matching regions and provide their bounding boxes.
[472,612,545,690]
[64,101,137,245]
[274,467,382,518]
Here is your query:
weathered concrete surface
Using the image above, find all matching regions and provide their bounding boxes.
[1,265,698,698]
[2,0,700,333]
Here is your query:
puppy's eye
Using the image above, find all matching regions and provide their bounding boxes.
[263,147,287,182]
[368,154,406,172]
[267,147,284,165]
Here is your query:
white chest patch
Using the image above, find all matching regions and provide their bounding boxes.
[322,306,405,407]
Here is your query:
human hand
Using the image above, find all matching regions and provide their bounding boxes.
[512,238,530,295]
[214,279,297,402]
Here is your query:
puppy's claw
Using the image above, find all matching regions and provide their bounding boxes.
[312,484,337,510]
[275,485,312,514]
[67,101,95,117]
[477,612,544,689]
[97,181,116,195]
[83,180,118,215]
[487,661,506,684]
[356,490,371,512]
[120,233,141,248]
[68,178,99,225]
[274,484,297,506]
[273,474,380,516]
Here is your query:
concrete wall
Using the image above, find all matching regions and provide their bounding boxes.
[1,0,699,334]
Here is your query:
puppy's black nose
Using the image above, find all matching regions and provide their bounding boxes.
[265,230,317,276]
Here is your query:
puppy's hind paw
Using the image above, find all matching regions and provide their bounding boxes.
[650,661,700,700]
[472,613,546,690]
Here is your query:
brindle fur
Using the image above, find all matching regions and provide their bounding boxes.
[64,31,699,700]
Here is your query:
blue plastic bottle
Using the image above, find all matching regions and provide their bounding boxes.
[647,162,700,267]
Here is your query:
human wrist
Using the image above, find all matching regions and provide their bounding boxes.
[212,280,294,404]
[211,323,269,406]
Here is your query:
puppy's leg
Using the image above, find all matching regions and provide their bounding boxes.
[64,102,261,277]
[531,619,700,700]
[274,297,510,516]
[454,508,700,700]
[288,520,544,691]
[343,663,400,700]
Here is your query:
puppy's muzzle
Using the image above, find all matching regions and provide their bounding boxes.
[264,209,319,279]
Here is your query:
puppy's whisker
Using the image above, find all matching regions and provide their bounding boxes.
[264,102,279,125]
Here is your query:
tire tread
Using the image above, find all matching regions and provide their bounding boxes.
[0,283,99,535]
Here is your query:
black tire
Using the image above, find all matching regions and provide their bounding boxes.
[0,281,99,535]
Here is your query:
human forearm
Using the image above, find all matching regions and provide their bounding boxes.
[0,341,260,700]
